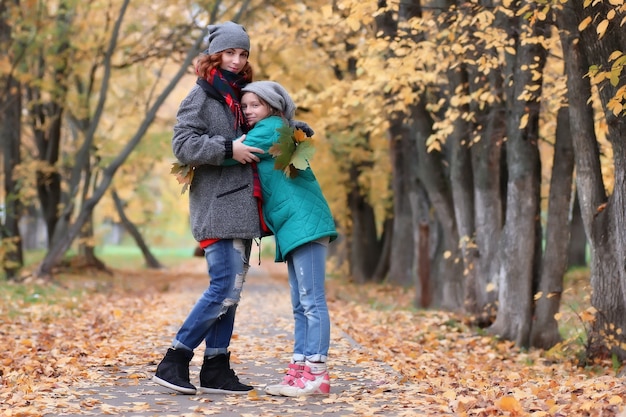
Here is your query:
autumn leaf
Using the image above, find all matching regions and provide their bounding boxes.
[1,258,625,417]
[293,128,308,143]
[291,140,315,171]
[270,125,315,178]
[519,113,529,129]
[580,306,597,323]
[496,396,522,412]
[170,162,194,194]
[596,19,609,39]
[578,16,592,31]
[269,124,297,167]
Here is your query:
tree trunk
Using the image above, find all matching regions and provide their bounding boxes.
[413,101,464,310]
[0,74,24,280]
[447,62,479,314]
[347,162,383,283]
[20,205,47,250]
[470,92,505,323]
[0,0,24,279]
[77,216,108,271]
[112,189,163,269]
[76,151,107,270]
[567,194,587,268]
[568,0,626,360]
[488,3,547,348]
[462,2,507,319]
[386,117,418,286]
[530,106,575,349]
[28,3,72,248]
[410,183,433,308]
[371,218,393,282]
[416,220,431,308]
[374,0,415,287]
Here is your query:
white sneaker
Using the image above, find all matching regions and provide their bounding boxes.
[265,361,305,396]
[279,361,330,397]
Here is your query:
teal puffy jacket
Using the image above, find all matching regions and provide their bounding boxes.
[243,116,337,262]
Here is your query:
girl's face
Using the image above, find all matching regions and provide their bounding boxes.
[242,93,271,126]
[220,48,249,74]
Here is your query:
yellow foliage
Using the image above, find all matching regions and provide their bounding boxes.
[2,0,622,256]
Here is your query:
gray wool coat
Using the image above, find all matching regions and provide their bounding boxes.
[172,82,261,242]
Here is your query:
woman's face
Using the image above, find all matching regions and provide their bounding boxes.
[220,48,249,74]
[242,93,271,127]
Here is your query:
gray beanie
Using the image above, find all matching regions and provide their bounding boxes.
[206,21,250,55]
[242,81,296,120]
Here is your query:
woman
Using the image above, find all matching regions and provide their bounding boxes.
[152,21,264,395]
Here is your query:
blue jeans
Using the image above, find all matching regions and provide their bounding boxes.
[286,241,330,363]
[172,239,251,357]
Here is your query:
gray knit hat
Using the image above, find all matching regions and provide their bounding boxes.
[206,21,250,55]
[242,81,296,120]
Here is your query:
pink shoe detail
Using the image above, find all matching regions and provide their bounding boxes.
[279,365,330,397]
[265,362,305,396]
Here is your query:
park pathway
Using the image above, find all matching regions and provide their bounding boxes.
[42,260,446,417]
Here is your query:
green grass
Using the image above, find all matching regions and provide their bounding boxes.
[1,245,199,281]
[95,245,196,268]
[3,237,276,282]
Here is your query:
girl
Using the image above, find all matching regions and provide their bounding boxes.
[239,81,338,397]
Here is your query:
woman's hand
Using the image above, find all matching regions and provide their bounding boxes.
[232,135,263,164]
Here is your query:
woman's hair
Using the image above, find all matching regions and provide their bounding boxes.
[195,52,254,82]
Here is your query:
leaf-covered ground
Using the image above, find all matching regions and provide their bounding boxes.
[1,259,625,416]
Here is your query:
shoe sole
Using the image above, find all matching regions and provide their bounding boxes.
[280,391,330,397]
[197,386,255,395]
[264,386,285,396]
[152,375,197,395]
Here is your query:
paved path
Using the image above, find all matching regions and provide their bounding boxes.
[44,263,439,416]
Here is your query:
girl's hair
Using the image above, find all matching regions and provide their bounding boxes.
[195,52,254,81]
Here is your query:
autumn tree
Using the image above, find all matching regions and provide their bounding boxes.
[562,0,626,361]
[255,0,591,350]
[0,0,24,280]
[35,0,206,278]
[251,1,395,284]
[0,0,264,278]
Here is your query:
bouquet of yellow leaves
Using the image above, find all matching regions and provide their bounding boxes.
[269,126,315,179]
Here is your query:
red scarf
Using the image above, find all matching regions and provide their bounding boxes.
[206,67,248,130]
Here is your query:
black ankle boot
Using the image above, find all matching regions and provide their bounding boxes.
[198,352,253,394]
[152,348,196,394]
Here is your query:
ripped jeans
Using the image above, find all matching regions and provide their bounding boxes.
[172,239,251,357]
